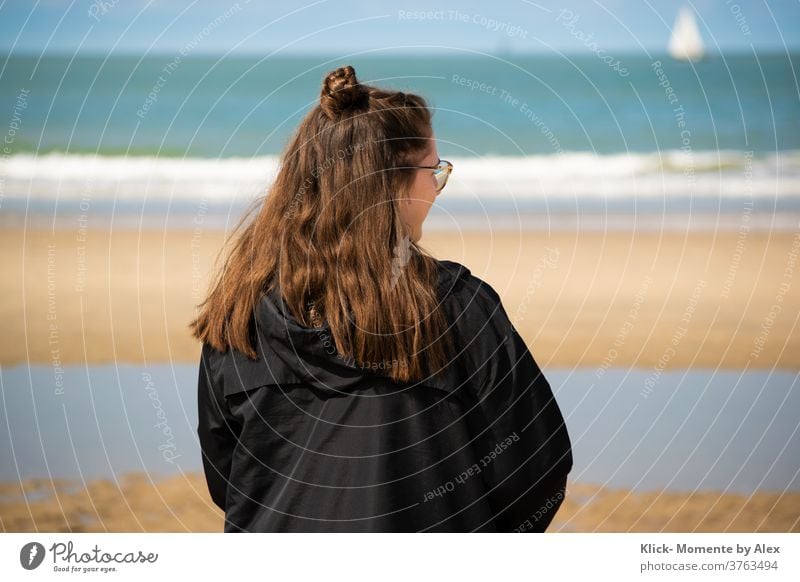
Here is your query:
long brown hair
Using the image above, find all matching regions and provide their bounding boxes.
[190,65,450,383]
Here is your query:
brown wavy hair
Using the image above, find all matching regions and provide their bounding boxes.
[190,65,450,383]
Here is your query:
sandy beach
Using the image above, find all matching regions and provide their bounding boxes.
[3,226,798,369]
[1,225,799,532]
[0,473,797,532]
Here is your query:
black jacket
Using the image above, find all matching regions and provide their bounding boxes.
[197,260,573,532]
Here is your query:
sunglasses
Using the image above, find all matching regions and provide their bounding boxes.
[406,159,453,194]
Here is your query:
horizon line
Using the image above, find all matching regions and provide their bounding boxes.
[3,47,798,58]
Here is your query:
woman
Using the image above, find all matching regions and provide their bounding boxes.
[191,65,572,532]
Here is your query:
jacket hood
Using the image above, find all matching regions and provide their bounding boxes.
[251,260,472,394]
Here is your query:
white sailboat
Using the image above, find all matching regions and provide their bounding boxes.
[668,7,706,62]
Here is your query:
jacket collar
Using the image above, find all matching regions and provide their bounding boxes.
[218,259,474,397]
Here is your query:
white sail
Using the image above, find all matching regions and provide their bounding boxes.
[668,7,705,61]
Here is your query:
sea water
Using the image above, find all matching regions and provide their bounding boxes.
[1,53,799,229]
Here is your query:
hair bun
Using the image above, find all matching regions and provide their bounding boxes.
[320,65,367,119]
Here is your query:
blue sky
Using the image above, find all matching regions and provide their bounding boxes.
[1,0,798,55]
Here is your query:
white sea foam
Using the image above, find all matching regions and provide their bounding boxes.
[2,150,799,202]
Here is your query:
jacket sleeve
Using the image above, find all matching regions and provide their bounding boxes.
[197,343,242,511]
[465,291,573,532]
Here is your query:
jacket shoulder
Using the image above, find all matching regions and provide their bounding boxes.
[200,339,302,399]
[436,259,505,320]
[435,259,514,361]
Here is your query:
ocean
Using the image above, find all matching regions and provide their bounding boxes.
[1,53,799,229]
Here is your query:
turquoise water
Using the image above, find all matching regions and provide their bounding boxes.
[1,363,797,494]
[2,53,798,156]
[2,53,799,225]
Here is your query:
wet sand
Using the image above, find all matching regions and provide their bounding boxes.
[0,473,797,532]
